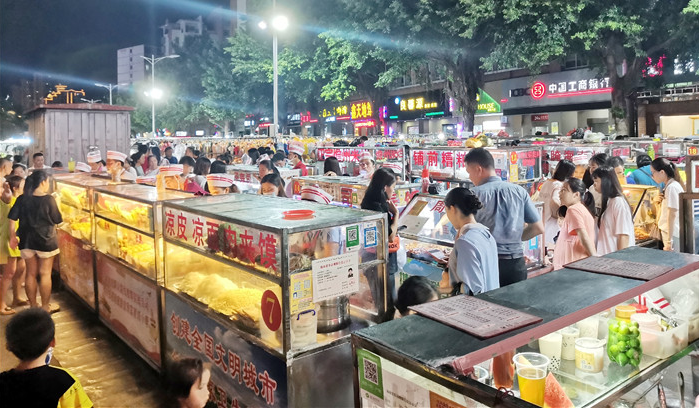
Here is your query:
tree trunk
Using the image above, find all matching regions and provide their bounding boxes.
[453,54,482,135]
[603,35,639,137]
[223,120,230,137]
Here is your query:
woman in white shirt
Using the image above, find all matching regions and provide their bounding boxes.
[651,158,685,252]
[538,159,575,249]
[592,166,635,255]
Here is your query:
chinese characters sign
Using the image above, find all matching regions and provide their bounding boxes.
[386,90,447,120]
[320,105,349,118]
[351,101,373,120]
[166,291,287,408]
[316,148,403,162]
[164,209,281,276]
[96,252,161,367]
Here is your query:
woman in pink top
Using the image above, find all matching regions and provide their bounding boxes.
[553,177,597,270]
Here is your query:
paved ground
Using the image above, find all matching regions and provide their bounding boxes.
[0,288,163,407]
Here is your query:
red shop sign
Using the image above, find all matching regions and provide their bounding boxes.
[532,114,549,122]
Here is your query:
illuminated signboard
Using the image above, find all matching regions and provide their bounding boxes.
[354,119,376,128]
[509,77,611,99]
[476,89,501,114]
[43,84,86,104]
[386,90,447,121]
[320,105,349,118]
[287,113,301,126]
[351,101,373,120]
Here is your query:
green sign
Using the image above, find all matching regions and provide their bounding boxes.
[476,88,501,114]
[357,348,384,399]
[347,225,360,248]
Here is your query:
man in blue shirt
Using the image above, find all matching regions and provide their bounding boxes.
[465,148,544,286]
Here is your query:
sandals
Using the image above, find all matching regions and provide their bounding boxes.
[48,303,60,314]
[11,300,29,307]
[0,306,16,315]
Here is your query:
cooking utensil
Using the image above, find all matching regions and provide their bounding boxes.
[649,308,679,328]
[677,372,685,408]
[658,384,667,408]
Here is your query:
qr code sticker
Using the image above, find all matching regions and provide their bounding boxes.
[363,358,379,385]
[348,228,358,242]
[364,227,377,248]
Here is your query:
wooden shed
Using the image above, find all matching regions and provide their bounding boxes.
[25,103,134,165]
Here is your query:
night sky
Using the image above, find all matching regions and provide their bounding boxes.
[0,0,230,97]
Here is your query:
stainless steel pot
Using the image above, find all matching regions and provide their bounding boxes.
[316,295,350,333]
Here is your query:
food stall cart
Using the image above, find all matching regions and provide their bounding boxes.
[92,184,193,369]
[314,145,406,178]
[623,185,661,246]
[352,246,699,408]
[160,194,389,407]
[54,174,124,311]
[409,146,543,196]
[396,194,545,295]
[680,155,699,254]
[224,164,300,194]
[291,175,420,209]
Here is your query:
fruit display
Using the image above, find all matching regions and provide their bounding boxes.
[543,373,574,408]
[465,134,491,148]
[607,319,642,368]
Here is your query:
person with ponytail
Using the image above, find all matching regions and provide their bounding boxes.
[7,170,63,313]
[592,166,635,255]
[444,187,499,295]
[651,158,685,251]
[553,177,597,270]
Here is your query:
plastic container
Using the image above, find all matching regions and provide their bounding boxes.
[638,319,688,359]
[575,337,606,373]
[631,313,661,331]
[615,305,637,322]
[675,312,699,342]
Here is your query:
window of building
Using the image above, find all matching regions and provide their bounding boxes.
[564,54,589,70]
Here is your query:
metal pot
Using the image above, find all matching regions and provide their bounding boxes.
[316,295,350,333]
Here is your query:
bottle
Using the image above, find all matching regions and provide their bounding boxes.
[68,157,76,172]
[421,167,430,193]
[647,144,655,161]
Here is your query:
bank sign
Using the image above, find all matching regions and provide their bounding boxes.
[501,69,612,110]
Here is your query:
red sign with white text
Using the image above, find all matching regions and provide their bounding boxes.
[532,114,549,121]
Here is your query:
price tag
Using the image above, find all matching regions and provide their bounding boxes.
[261,290,282,332]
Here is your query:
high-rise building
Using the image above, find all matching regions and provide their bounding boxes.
[161,16,204,56]
[117,45,146,87]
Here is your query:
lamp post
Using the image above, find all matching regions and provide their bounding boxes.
[259,15,288,139]
[94,83,124,105]
[140,54,180,137]
[80,98,101,104]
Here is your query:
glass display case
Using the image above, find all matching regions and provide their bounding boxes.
[225,164,300,194]
[352,247,699,408]
[622,185,660,244]
[291,175,420,209]
[397,195,545,293]
[161,194,388,407]
[314,145,406,178]
[93,184,191,281]
[92,184,193,369]
[53,174,124,310]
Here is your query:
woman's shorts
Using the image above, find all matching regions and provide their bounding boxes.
[20,248,60,259]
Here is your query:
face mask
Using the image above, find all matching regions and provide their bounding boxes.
[359,170,367,176]
[263,192,276,196]
[45,347,54,365]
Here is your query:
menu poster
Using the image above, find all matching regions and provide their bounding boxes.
[564,256,672,281]
[96,252,161,366]
[409,295,542,339]
[312,252,359,302]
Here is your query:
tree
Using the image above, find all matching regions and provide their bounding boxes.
[482,0,699,136]
[332,0,497,132]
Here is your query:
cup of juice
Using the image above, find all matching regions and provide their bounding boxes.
[513,352,549,407]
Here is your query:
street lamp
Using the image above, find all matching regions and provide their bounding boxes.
[94,83,126,105]
[140,54,180,137]
[259,15,288,138]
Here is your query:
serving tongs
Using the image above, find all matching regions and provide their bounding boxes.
[649,307,679,329]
